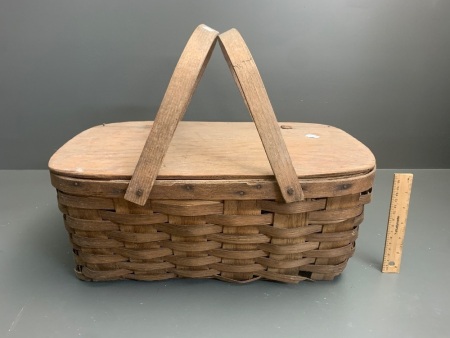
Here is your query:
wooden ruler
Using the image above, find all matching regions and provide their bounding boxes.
[382,173,413,273]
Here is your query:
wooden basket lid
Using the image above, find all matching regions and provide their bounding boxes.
[49,121,375,180]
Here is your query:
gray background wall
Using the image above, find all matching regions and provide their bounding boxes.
[1,0,449,169]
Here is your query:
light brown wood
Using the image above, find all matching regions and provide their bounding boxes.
[49,122,375,180]
[260,199,327,214]
[382,173,413,273]
[124,24,219,206]
[219,29,303,203]
[50,169,375,200]
[310,194,361,280]
[151,200,224,216]
[205,214,273,226]
[60,185,371,283]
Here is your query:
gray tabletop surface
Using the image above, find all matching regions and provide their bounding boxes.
[1,169,449,337]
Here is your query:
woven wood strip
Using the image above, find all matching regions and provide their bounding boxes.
[58,192,114,210]
[78,252,127,264]
[71,235,123,249]
[161,240,221,252]
[111,247,172,260]
[82,267,132,280]
[258,224,323,239]
[256,257,316,269]
[359,191,372,204]
[305,227,358,242]
[210,263,265,273]
[302,243,355,258]
[207,233,270,244]
[300,261,348,274]
[154,223,222,237]
[151,200,224,216]
[65,216,119,231]
[209,249,266,260]
[308,205,363,221]
[74,270,91,281]
[215,275,262,284]
[98,211,168,225]
[258,242,320,255]
[260,199,326,214]
[117,262,175,272]
[164,255,221,267]
[205,214,273,226]
[256,271,310,284]
[173,269,220,279]
[354,213,365,226]
[126,273,177,281]
[307,213,364,227]
[107,231,170,243]
[58,203,69,215]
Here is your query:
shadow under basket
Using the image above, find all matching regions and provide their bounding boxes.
[48,26,375,284]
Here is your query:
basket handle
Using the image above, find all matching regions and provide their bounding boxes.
[218,29,304,203]
[124,24,219,205]
[125,27,304,206]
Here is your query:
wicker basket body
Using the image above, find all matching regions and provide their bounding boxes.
[49,26,375,283]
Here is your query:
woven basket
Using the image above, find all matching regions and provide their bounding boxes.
[49,25,375,283]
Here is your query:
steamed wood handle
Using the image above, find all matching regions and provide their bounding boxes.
[125,26,304,206]
[218,29,304,203]
[124,24,219,205]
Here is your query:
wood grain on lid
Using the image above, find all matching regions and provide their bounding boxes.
[49,121,375,180]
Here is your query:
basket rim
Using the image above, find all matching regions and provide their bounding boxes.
[50,167,375,200]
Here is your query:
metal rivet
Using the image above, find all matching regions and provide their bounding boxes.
[287,187,294,195]
[73,182,79,186]
[256,184,262,189]
[239,191,245,196]
[185,185,193,191]
[136,189,143,197]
